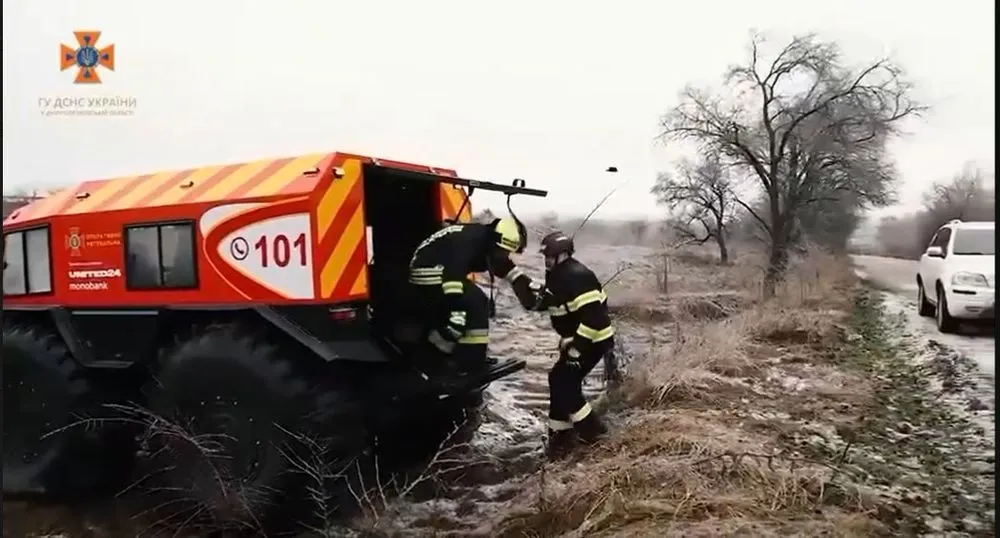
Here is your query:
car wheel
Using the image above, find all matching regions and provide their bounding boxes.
[917,280,934,317]
[935,287,959,334]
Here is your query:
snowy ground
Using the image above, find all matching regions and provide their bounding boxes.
[852,255,995,376]
[852,255,995,468]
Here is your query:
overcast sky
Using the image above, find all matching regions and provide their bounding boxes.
[3,0,994,218]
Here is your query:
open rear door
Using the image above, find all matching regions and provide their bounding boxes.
[439,183,473,223]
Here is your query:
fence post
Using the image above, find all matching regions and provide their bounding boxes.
[661,253,669,295]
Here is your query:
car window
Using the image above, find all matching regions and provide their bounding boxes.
[126,226,162,288]
[2,228,51,295]
[951,228,995,256]
[160,224,196,287]
[3,232,26,295]
[926,231,940,249]
[24,228,52,293]
[125,222,197,289]
[933,228,952,249]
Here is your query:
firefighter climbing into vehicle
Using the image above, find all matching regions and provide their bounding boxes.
[407,216,527,384]
[502,229,615,459]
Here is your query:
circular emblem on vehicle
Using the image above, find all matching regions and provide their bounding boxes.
[67,234,82,249]
[76,46,100,68]
[230,236,249,261]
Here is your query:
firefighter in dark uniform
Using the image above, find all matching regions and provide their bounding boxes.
[407,217,526,379]
[503,230,614,458]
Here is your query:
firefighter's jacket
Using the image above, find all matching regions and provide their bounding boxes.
[505,258,615,353]
[408,222,517,301]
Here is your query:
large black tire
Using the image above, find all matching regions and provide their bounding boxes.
[917,278,934,317]
[935,286,960,334]
[1,326,104,496]
[140,325,367,533]
[374,389,485,468]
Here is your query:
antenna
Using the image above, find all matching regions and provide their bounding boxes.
[571,166,623,239]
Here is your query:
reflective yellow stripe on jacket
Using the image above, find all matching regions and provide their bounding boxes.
[567,290,607,312]
[441,280,464,295]
[576,323,614,343]
[570,288,614,343]
[409,265,444,285]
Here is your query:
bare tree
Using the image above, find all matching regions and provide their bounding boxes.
[660,32,923,296]
[874,164,995,259]
[922,164,994,219]
[651,153,735,264]
[916,164,995,250]
[793,191,863,252]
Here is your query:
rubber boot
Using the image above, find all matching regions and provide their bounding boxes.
[573,413,608,445]
[546,429,577,461]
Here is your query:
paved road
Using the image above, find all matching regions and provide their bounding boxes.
[852,255,995,377]
[852,255,921,293]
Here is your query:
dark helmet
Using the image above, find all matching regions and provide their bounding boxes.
[540,230,574,258]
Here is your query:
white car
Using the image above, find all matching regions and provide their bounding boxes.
[916,220,995,333]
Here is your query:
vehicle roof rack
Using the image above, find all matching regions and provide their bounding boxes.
[375,166,548,197]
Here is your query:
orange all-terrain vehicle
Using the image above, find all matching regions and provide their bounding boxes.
[2,152,546,524]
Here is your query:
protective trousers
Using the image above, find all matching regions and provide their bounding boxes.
[411,278,491,370]
[547,341,610,439]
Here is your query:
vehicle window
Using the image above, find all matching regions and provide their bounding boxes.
[3,228,52,295]
[126,226,161,287]
[951,228,995,256]
[24,228,52,293]
[933,228,952,249]
[3,232,26,295]
[160,224,197,287]
[926,231,940,249]
[125,222,197,289]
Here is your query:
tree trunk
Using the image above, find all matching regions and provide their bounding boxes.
[763,202,790,299]
[764,216,791,299]
[716,231,729,265]
[763,239,789,298]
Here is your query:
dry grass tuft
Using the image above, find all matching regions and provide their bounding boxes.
[749,306,847,346]
[495,410,884,538]
[493,246,885,537]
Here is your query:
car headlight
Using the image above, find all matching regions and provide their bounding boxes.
[951,272,990,287]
